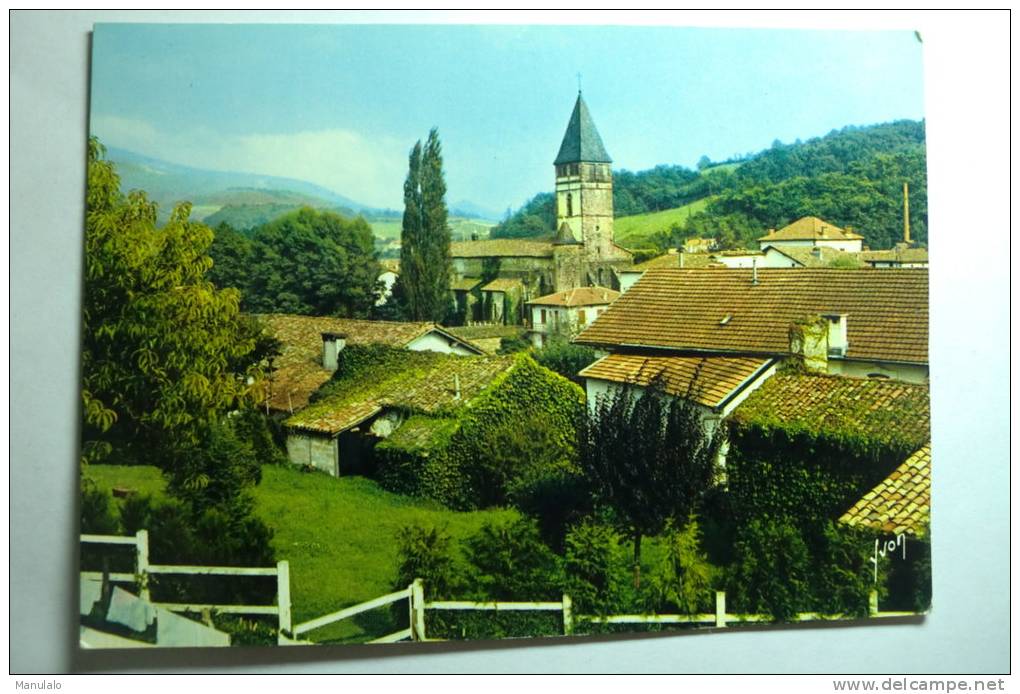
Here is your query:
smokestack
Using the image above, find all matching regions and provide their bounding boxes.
[903,182,911,244]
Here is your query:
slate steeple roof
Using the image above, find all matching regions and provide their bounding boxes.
[554,93,612,165]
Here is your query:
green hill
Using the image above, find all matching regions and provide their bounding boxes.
[615,197,713,249]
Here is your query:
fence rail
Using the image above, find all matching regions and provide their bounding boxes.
[80,532,292,644]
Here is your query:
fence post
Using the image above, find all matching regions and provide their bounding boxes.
[277,560,292,644]
[869,589,879,617]
[562,594,573,636]
[135,529,150,601]
[411,579,426,642]
[715,591,727,628]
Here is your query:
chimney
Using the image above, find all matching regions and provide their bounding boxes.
[679,248,685,269]
[321,332,348,371]
[811,247,823,259]
[822,314,848,357]
[751,258,759,285]
[789,316,828,372]
[453,374,461,400]
[903,182,911,244]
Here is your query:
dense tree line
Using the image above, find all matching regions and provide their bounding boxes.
[208,207,382,317]
[491,120,927,251]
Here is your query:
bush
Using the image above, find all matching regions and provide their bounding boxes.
[508,461,593,550]
[532,338,599,385]
[465,517,563,601]
[727,517,811,622]
[394,524,457,598]
[563,521,629,615]
[80,478,120,535]
[165,419,262,513]
[644,518,716,615]
[807,521,877,618]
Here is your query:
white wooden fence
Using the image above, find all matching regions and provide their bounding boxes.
[81,531,292,645]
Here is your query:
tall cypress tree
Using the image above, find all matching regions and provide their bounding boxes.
[397,129,452,322]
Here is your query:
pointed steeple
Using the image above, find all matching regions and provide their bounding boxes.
[554,93,612,165]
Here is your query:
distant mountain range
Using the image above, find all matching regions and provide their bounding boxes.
[105,146,500,228]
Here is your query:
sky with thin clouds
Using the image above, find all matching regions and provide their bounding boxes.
[89,23,925,213]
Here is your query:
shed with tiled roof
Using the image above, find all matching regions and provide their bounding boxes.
[757,216,864,252]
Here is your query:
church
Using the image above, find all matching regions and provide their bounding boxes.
[449,93,633,325]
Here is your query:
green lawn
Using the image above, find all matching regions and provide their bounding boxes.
[615,197,713,249]
[85,464,518,643]
[368,217,495,242]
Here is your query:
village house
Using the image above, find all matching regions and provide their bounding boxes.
[283,349,517,477]
[574,267,930,419]
[527,285,620,348]
[448,93,633,324]
[840,443,931,539]
[256,314,483,416]
[757,216,865,252]
[375,259,400,306]
[859,245,929,268]
[617,250,722,293]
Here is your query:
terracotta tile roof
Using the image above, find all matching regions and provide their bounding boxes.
[623,253,723,273]
[759,216,864,242]
[481,278,525,293]
[256,314,481,412]
[575,268,928,365]
[859,247,929,264]
[450,239,554,258]
[765,245,854,268]
[285,352,516,435]
[730,373,930,449]
[528,286,620,307]
[450,277,483,291]
[579,353,775,409]
[839,444,931,537]
[446,325,525,340]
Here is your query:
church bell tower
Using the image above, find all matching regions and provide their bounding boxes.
[554,92,615,261]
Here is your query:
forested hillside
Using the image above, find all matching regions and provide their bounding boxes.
[491,120,927,251]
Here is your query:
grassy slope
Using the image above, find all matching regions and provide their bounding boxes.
[85,464,517,643]
[614,197,713,249]
[369,217,496,241]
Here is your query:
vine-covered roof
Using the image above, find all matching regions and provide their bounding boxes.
[257,314,482,412]
[285,348,516,435]
[839,443,931,537]
[730,373,930,449]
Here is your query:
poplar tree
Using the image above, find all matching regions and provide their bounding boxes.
[397,128,452,322]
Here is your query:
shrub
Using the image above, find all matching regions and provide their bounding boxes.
[165,419,262,513]
[563,521,629,615]
[728,517,811,622]
[532,338,599,385]
[807,521,877,618]
[394,524,458,598]
[465,517,563,601]
[508,461,593,550]
[644,517,716,615]
[80,478,120,535]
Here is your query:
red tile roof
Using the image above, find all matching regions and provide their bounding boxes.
[575,268,928,365]
[839,444,931,537]
[758,216,864,242]
[528,286,620,307]
[579,354,774,409]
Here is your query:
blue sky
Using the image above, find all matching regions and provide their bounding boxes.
[90,23,925,213]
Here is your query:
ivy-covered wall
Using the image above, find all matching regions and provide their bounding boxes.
[376,354,585,509]
[725,421,920,525]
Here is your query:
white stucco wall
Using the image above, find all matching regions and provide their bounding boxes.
[407,331,476,355]
[714,254,763,268]
[619,271,643,293]
[759,238,862,252]
[761,247,804,268]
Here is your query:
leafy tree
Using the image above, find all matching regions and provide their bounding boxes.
[82,138,266,466]
[395,129,453,321]
[244,207,381,316]
[532,337,600,385]
[579,379,721,586]
[207,221,254,292]
[490,193,555,239]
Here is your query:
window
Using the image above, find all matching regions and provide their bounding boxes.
[540,308,547,324]
[578,309,587,324]
[566,193,573,217]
